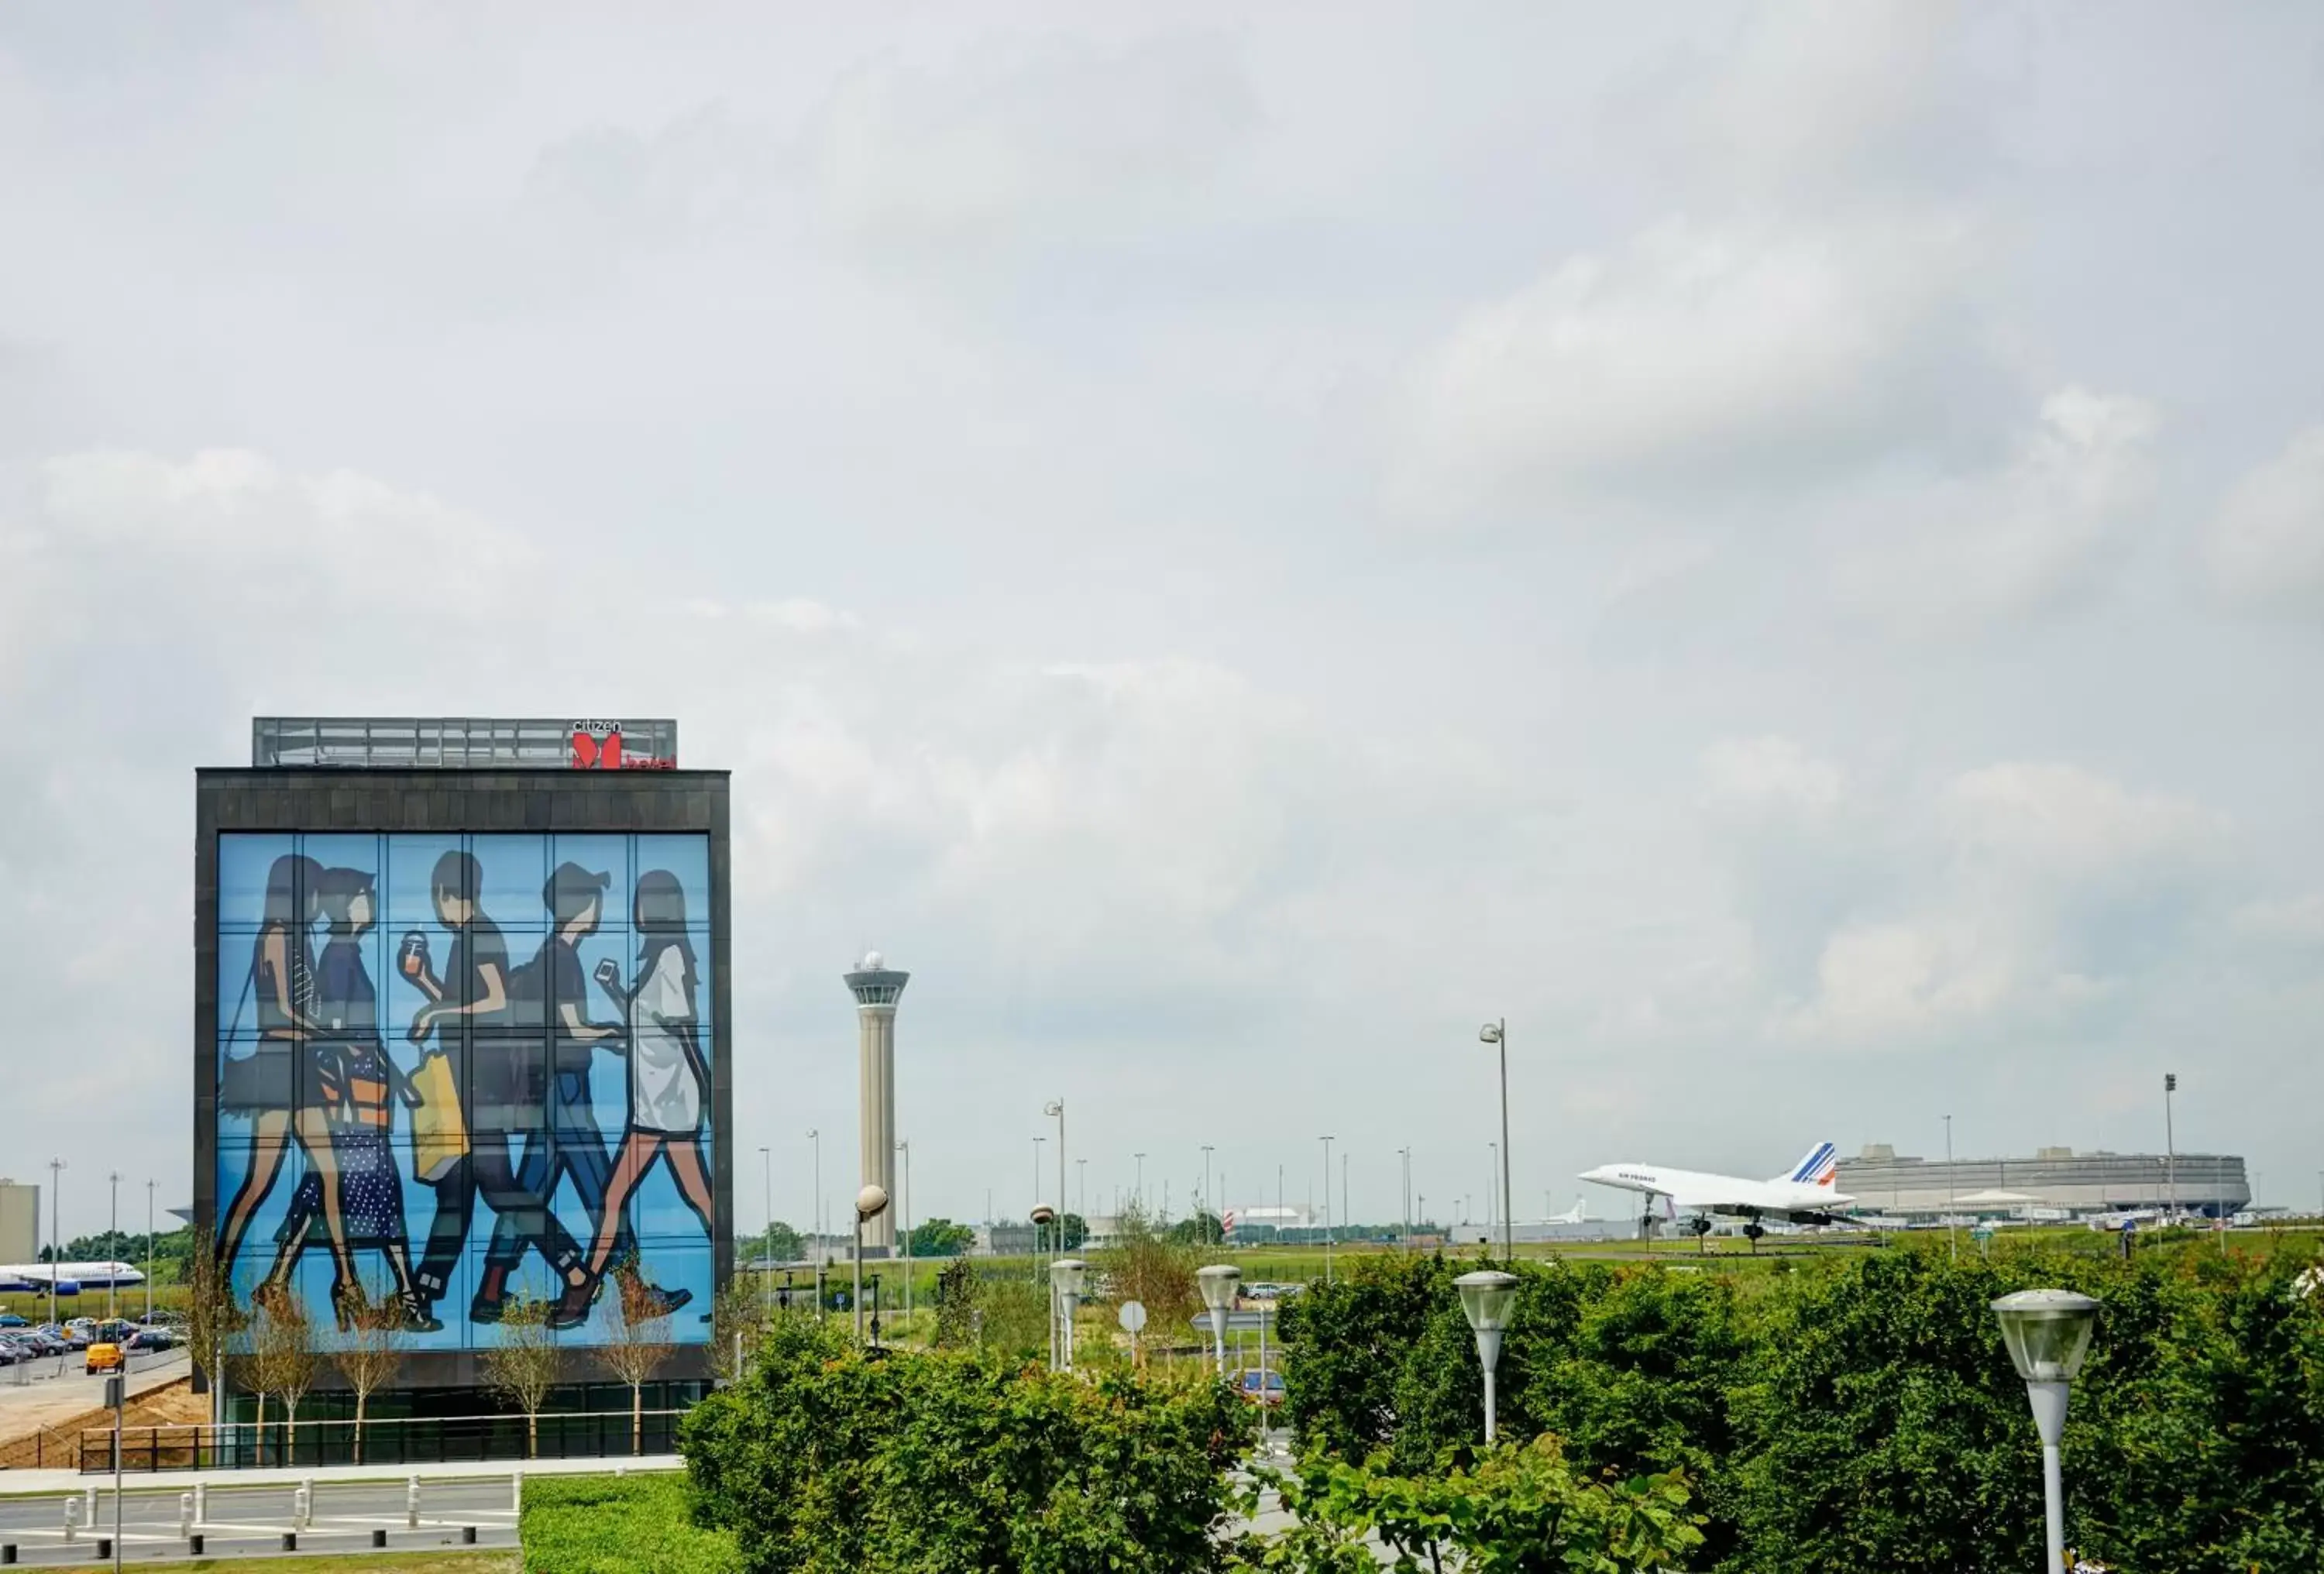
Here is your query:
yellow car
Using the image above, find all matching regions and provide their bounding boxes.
[84,1342,122,1376]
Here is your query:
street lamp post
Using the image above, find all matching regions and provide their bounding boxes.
[1201,1146,1215,1224]
[1077,1158,1088,1221]
[758,1146,773,1319]
[853,1184,890,1345]
[1319,1136,1335,1284]
[1993,1289,2101,1574]
[896,1139,913,1335]
[1398,1147,1412,1249]
[1197,1265,1241,1373]
[1049,1258,1088,1372]
[107,1172,121,1319]
[143,1180,155,1324]
[2164,1073,2178,1219]
[1135,1153,1147,1212]
[1043,1101,1067,1245]
[1944,1115,1957,1263]
[807,1129,823,1318]
[1455,1270,1520,1442]
[1478,1021,1513,1263]
[46,1158,64,1329]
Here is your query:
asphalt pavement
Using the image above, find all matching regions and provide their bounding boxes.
[0,1475,520,1565]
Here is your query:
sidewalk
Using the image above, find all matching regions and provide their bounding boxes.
[0,1452,682,1497]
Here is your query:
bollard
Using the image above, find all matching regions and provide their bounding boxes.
[510,1470,523,1513]
[83,1484,97,1527]
[406,1476,421,1530]
[2,1541,14,1564]
[95,1539,111,1560]
[62,1496,80,1543]
[189,1534,205,1555]
[461,1525,477,1545]
[281,1532,297,1552]
[179,1490,194,1538]
[372,1529,388,1548]
[194,1481,207,1525]
[294,1481,312,1531]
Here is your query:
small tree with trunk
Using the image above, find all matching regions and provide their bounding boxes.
[334,1283,404,1465]
[708,1276,763,1387]
[184,1229,244,1430]
[599,1265,676,1455]
[480,1290,562,1459]
[248,1296,320,1468]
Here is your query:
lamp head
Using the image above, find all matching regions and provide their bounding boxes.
[1049,1257,1088,1299]
[1197,1264,1243,1312]
[1455,1269,1519,1334]
[1030,1204,1057,1226]
[855,1184,889,1221]
[1991,1288,2100,1383]
[1478,1022,1502,1044]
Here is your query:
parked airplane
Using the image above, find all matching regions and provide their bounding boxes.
[0,1261,146,1294]
[1545,1196,1590,1226]
[1578,1142,1857,1246]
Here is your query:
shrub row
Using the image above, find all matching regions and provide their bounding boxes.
[681,1315,1246,1574]
[1276,1241,2324,1572]
[522,1471,740,1574]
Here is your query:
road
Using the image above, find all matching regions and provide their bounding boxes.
[0,1350,192,1442]
[0,1475,518,1564]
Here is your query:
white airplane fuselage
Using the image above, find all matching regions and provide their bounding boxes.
[1578,1160,1854,1225]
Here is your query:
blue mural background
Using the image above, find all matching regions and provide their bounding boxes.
[213,832,715,1350]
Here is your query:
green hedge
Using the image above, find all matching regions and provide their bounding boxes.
[682,1316,1247,1574]
[1277,1242,2324,1572]
[521,1473,739,1574]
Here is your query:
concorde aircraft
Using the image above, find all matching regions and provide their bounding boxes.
[0,1260,146,1295]
[1578,1142,1857,1246]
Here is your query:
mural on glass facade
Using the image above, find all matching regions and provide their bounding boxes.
[213,833,715,1347]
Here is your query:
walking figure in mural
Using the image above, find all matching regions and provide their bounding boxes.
[260,868,438,1330]
[581,869,713,1313]
[216,854,325,1273]
[414,853,597,1329]
[399,850,495,1325]
[481,861,668,1319]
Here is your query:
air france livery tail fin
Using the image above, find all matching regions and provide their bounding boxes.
[1776,1141,1839,1188]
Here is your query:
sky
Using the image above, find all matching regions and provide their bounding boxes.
[2,2,2322,1244]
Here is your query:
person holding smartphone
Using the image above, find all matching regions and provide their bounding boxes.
[579,869,713,1311]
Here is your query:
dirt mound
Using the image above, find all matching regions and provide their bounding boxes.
[0,1377,205,1470]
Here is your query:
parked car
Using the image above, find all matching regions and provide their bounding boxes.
[1232,1368,1287,1407]
[125,1328,175,1352]
[0,1312,29,1328]
[84,1342,123,1376]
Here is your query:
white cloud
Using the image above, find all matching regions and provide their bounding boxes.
[2204,424,2324,615]
[1829,387,2160,627]
[1390,215,1975,521]
[1942,761,2223,882]
[2232,893,2324,947]
[1701,735,1844,817]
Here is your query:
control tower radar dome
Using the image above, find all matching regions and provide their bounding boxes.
[860,949,884,971]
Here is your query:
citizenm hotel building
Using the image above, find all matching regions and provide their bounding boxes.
[194,719,733,1424]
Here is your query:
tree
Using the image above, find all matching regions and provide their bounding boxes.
[908,1218,978,1259]
[600,1266,676,1455]
[183,1229,244,1429]
[1167,1211,1225,1246]
[334,1283,404,1466]
[1036,1212,1088,1252]
[247,1295,319,1469]
[708,1277,765,1386]
[1094,1205,1198,1343]
[741,1221,804,1266]
[480,1290,563,1459]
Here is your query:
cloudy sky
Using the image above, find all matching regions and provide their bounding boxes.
[3,3,2321,1242]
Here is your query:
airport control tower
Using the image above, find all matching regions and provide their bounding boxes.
[846,951,909,1256]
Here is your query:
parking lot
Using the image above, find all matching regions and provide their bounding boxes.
[0,1475,521,1565]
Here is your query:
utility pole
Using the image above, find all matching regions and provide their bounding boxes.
[1043,1101,1067,1243]
[1943,1116,1956,1263]
[1201,1146,1215,1223]
[143,1180,155,1324]
[2164,1074,2178,1219]
[759,1146,773,1319]
[1319,1136,1335,1284]
[896,1139,913,1332]
[1398,1147,1413,1249]
[807,1129,823,1317]
[107,1172,121,1319]
[46,1158,64,1328]
[1135,1153,1146,1212]
[1342,1152,1349,1249]
[1479,1019,1514,1263]
[1077,1157,1087,1220]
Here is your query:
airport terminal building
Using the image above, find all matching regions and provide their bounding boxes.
[1839,1144,2251,1220]
[194,718,733,1425]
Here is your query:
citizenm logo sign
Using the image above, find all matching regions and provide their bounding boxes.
[569,720,676,771]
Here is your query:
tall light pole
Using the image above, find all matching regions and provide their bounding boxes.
[1319,1136,1335,1284]
[2164,1073,2178,1219]
[1033,1136,1046,1215]
[143,1180,155,1324]
[758,1146,773,1318]
[1076,1157,1088,1221]
[107,1171,121,1319]
[1201,1146,1215,1223]
[1487,1142,1498,1238]
[807,1129,823,1317]
[1398,1147,1413,1249]
[46,1158,64,1328]
[1944,1115,1957,1263]
[1135,1153,1147,1213]
[896,1139,913,1332]
[1479,1020,1513,1263]
[1043,1101,1067,1242]
[1342,1151,1350,1250]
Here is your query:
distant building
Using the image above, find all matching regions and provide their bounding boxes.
[1840,1144,2250,1219]
[0,1179,36,1263]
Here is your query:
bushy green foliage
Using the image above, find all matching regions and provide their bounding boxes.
[1229,1436,1706,1574]
[1280,1242,2324,1573]
[681,1315,1246,1574]
[522,1473,740,1574]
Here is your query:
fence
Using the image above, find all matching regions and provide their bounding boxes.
[70,1410,689,1474]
